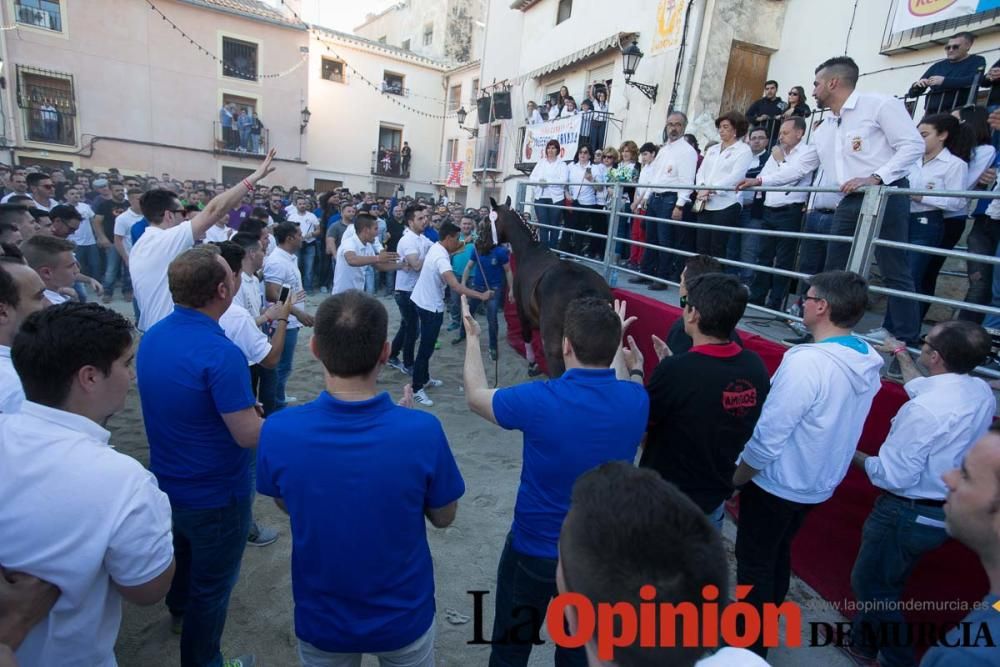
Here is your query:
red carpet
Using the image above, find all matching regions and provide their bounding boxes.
[503,286,987,630]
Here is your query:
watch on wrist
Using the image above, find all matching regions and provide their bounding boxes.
[871,174,883,185]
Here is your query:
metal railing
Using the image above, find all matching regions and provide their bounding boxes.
[513,178,1000,375]
[371,149,410,178]
[212,121,269,156]
[15,3,61,31]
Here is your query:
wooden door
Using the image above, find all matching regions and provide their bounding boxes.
[720,41,771,117]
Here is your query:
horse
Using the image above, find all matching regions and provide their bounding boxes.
[488,197,612,378]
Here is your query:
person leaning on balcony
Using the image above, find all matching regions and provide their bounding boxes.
[528,139,569,249]
[811,55,925,347]
[911,32,986,113]
[848,321,992,667]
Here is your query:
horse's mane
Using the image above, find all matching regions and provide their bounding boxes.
[496,206,540,245]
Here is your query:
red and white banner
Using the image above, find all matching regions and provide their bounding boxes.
[446,161,464,187]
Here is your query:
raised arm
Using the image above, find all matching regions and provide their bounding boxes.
[191,148,277,238]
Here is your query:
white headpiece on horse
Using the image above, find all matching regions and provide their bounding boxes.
[489,210,499,245]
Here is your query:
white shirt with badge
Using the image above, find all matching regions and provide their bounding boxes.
[0,402,174,667]
[129,220,195,331]
[695,140,755,211]
[907,147,968,214]
[0,345,24,413]
[410,242,454,313]
[219,302,271,366]
[810,90,924,188]
[395,228,433,292]
[758,142,821,207]
[332,234,375,295]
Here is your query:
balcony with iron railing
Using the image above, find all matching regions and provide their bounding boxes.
[371,148,410,178]
[24,105,74,145]
[514,111,615,174]
[213,121,269,156]
[381,81,410,97]
[15,2,62,31]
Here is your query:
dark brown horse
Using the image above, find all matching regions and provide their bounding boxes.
[489,197,612,377]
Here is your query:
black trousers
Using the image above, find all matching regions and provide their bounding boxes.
[735,481,815,658]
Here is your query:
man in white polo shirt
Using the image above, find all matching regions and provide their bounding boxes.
[130,148,277,332]
[409,221,492,407]
[0,260,47,413]
[387,205,432,375]
[331,214,398,295]
[0,302,175,666]
[287,195,320,293]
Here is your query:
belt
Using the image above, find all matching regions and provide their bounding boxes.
[811,208,835,214]
[885,491,945,508]
[650,191,677,199]
[765,203,804,211]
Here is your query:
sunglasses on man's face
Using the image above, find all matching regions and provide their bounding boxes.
[945,44,962,51]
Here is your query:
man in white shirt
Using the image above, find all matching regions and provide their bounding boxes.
[732,270,884,658]
[0,260,47,413]
[20,236,79,306]
[0,302,175,667]
[332,214,398,295]
[630,111,698,290]
[263,221,316,410]
[739,116,820,311]
[287,195,320,293]
[130,148,277,332]
[847,321,993,666]
[65,186,100,291]
[388,205,433,374]
[810,56,925,345]
[0,173,27,204]
[25,173,58,211]
[409,221,492,406]
[112,188,144,273]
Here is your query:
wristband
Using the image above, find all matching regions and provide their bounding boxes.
[275,318,288,323]
[629,368,645,379]
[242,178,254,193]
[891,345,907,356]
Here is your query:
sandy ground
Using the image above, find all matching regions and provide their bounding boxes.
[109,290,855,667]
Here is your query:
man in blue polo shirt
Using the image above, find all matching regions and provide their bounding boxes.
[461,295,649,667]
[136,245,262,667]
[257,290,464,666]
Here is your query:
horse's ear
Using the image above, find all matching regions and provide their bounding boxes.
[504,196,512,209]
[489,197,499,209]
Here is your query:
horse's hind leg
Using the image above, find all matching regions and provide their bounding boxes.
[516,303,539,370]
[540,316,565,378]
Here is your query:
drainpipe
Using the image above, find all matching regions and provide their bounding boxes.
[672,0,706,116]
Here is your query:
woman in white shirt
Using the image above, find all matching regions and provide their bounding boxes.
[592,88,609,113]
[564,146,601,257]
[528,139,570,248]
[899,113,968,328]
[526,101,544,125]
[559,97,579,118]
[693,111,754,258]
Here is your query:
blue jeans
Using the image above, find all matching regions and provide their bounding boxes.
[299,242,318,292]
[275,326,299,409]
[824,183,920,343]
[534,199,562,249]
[850,494,948,667]
[250,363,277,417]
[749,204,804,311]
[412,306,443,392]
[455,284,506,350]
[239,126,250,150]
[796,209,837,295]
[166,495,252,667]
[638,193,677,279]
[391,290,419,367]
[75,243,101,285]
[364,266,376,295]
[883,212,943,336]
[102,246,131,296]
[489,533,587,667]
[737,207,764,285]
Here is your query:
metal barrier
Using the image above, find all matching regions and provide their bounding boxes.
[512,178,1000,374]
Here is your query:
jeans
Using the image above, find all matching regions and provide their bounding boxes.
[412,306,443,391]
[749,204,804,311]
[960,215,1000,322]
[735,482,814,658]
[489,533,587,667]
[102,246,131,297]
[796,209,837,295]
[707,502,725,532]
[638,193,677,279]
[534,199,562,249]
[455,284,505,350]
[166,495,251,667]
[696,203,742,259]
[250,363,277,417]
[239,126,250,150]
[737,207,764,285]
[75,243,102,286]
[299,242,318,292]
[390,291,419,367]
[824,184,920,343]
[298,625,435,667]
[850,494,948,667]
[614,201,632,259]
[275,326,300,409]
[250,133,260,154]
[559,201,598,256]
[884,212,943,336]
[919,215,967,319]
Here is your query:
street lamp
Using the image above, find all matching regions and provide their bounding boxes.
[299,106,312,134]
[455,106,478,137]
[621,41,658,103]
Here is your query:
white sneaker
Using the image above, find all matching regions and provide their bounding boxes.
[863,327,890,343]
[413,389,434,406]
[425,378,443,388]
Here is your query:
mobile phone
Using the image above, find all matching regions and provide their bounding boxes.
[278,285,290,303]
[585,167,592,175]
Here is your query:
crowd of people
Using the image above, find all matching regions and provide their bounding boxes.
[0,49,999,667]
[528,39,1000,381]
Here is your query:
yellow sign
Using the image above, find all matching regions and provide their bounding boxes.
[650,0,688,56]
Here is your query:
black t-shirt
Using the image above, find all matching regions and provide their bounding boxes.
[385,217,405,252]
[665,317,743,356]
[269,207,286,224]
[96,198,130,239]
[640,344,770,513]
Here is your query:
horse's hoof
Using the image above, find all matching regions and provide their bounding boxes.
[527,363,543,377]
